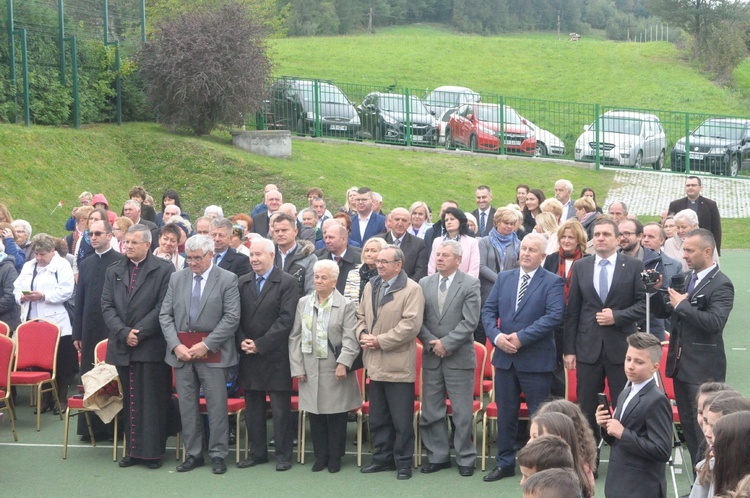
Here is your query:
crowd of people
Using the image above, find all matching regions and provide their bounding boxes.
[0,173,744,496]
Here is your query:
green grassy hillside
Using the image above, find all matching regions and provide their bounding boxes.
[2,122,749,248]
[270,25,748,115]
[1,122,616,235]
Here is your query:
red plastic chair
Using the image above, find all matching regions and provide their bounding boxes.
[482,338,494,395]
[63,339,119,460]
[655,341,693,488]
[10,319,62,431]
[0,334,18,441]
[0,320,10,337]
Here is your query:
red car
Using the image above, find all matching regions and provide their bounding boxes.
[445,103,536,154]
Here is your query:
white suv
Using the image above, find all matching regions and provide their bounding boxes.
[575,110,666,169]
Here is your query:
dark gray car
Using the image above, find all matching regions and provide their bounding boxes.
[671,118,750,177]
[357,92,438,145]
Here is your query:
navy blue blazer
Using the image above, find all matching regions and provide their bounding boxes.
[349,213,386,246]
[481,267,564,373]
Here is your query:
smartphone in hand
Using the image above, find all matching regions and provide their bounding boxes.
[598,393,611,416]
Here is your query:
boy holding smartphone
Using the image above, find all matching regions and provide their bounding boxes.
[596,332,673,498]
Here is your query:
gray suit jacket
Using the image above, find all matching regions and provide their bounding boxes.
[160,264,241,369]
[418,270,481,370]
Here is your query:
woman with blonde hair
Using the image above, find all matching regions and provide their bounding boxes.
[534,212,560,254]
[344,237,388,304]
[339,187,359,217]
[408,201,432,239]
[111,216,133,253]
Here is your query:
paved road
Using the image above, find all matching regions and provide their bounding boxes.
[602,168,750,218]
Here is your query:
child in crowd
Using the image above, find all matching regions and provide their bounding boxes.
[692,394,750,498]
[517,434,575,485]
[596,332,672,498]
[536,399,598,484]
[713,412,750,496]
[530,412,594,497]
[522,468,582,498]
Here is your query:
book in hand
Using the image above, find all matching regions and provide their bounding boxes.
[178,332,221,363]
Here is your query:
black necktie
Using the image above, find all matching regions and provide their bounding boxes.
[256,275,265,295]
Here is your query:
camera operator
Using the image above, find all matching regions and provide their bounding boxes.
[619,219,681,340]
[647,228,734,470]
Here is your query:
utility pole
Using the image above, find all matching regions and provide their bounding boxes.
[368,6,372,35]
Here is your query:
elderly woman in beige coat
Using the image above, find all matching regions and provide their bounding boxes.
[290,259,362,474]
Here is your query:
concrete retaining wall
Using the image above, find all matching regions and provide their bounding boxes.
[230,130,292,158]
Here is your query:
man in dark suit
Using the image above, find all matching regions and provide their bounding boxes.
[481,233,565,482]
[315,224,361,294]
[649,228,734,467]
[101,224,175,470]
[471,185,495,237]
[596,333,672,498]
[554,179,576,221]
[210,218,251,277]
[377,208,426,281]
[251,189,283,238]
[418,240,480,477]
[564,218,647,438]
[349,187,386,246]
[72,218,123,440]
[122,200,158,231]
[160,234,241,475]
[668,176,722,255]
[236,238,299,471]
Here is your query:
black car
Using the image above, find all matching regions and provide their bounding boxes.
[267,79,366,138]
[671,118,750,177]
[357,92,438,145]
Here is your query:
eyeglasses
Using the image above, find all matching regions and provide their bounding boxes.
[185,253,209,263]
[124,240,149,246]
[89,231,108,237]
[375,259,396,265]
[619,232,635,238]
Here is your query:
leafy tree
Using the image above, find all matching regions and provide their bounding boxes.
[137,1,272,135]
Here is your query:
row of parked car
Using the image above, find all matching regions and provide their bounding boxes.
[264,78,749,177]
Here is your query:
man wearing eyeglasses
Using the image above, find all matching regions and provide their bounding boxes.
[160,234,241,475]
[102,224,175,470]
[357,245,424,480]
[618,218,676,341]
[72,218,124,441]
[349,187,386,246]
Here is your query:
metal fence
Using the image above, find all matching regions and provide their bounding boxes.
[258,76,750,179]
[2,0,145,127]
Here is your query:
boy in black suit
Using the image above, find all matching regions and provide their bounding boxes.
[596,332,672,498]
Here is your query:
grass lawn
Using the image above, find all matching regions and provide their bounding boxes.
[2,122,749,247]
[270,25,750,116]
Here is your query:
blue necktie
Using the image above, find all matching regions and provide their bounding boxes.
[598,260,609,303]
[256,275,265,295]
[480,212,486,235]
[687,272,699,294]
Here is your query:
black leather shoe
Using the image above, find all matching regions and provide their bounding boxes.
[176,455,205,472]
[397,467,412,480]
[483,466,515,482]
[328,457,341,473]
[146,458,162,470]
[236,457,268,468]
[276,460,292,471]
[458,465,474,477]
[421,461,451,474]
[79,434,92,442]
[311,459,327,472]
[118,456,139,468]
[361,462,397,473]
[212,457,227,475]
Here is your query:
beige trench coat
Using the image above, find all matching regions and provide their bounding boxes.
[289,290,363,414]
[355,271,425,383]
